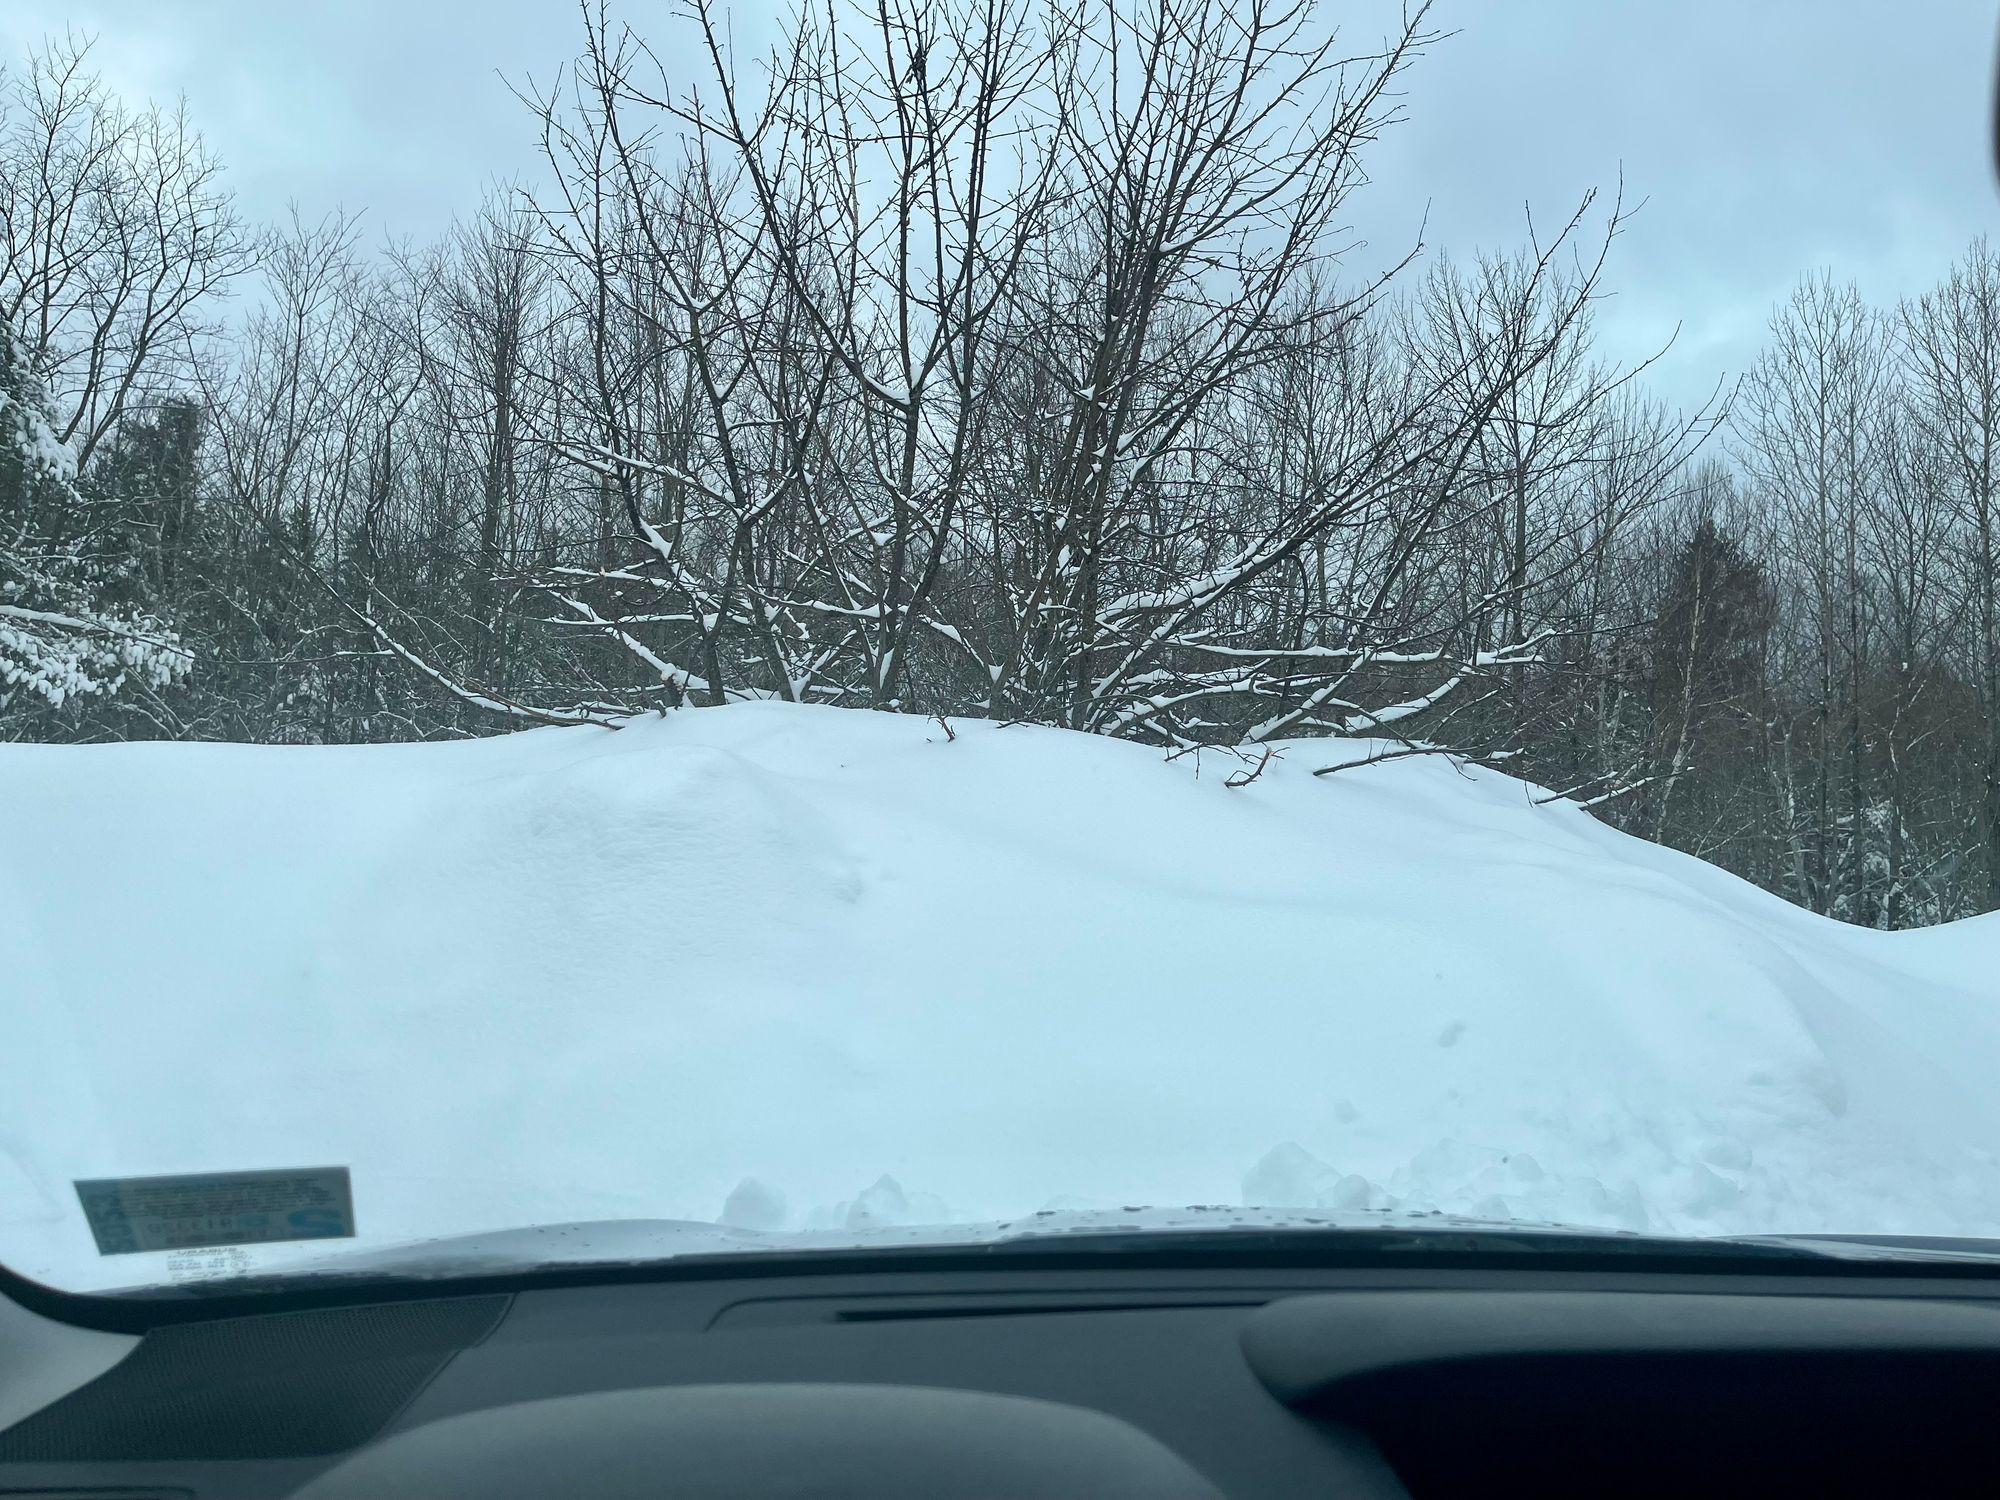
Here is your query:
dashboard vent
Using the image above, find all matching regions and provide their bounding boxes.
[713,1292,1265,1328]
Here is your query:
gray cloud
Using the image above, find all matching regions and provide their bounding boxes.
[3,0,1991,409]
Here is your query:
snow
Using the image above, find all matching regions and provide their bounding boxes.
[2,701,1998,1291]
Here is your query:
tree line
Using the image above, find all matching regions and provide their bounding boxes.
[3,3,1997,928]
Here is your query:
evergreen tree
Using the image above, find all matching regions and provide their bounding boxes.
[0,312,188,733]
[1641,513,1777,866]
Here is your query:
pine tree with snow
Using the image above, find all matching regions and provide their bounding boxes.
[0,311,189,729]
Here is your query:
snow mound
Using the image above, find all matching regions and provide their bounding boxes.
[2,702,1997,1289]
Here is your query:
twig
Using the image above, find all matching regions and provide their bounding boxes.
[1225,745,1276,788]
[1312,744,1460,777]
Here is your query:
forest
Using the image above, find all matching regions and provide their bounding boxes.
[4,1,1998,928]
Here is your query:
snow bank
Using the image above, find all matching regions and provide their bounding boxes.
[3,703,1997,1289]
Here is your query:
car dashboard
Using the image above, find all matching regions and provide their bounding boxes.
[4,1247,2000,1498]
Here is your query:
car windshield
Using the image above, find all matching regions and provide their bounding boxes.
[3,0,1999,1297]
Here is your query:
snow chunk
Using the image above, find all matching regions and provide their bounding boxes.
[1243,1142,1343,1208]
[720,1177,788,1231]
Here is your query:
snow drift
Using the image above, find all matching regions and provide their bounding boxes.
[3,702,1997,1290]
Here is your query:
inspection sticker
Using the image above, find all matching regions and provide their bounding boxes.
[74,1166,355,1256]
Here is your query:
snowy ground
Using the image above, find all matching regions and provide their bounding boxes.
[3,702,1998,1290]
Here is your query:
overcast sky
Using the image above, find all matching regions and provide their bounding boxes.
[2,1,1992,411]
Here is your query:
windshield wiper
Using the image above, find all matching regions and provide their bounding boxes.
[78,1221,2000,1302]
[39,1220,2000,1322]
[1727,1233,2000,1263]
[965,1224,1948,1264]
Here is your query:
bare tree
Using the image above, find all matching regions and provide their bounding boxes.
[1860,388,1962,925]
[1901,240,2000,913]
[0,34,255,467]
[411,0,1696,766]
[1738,275,1890,919]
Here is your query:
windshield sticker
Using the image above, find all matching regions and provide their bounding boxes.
[164,1245,257,1283]
[73,1166,355,1256]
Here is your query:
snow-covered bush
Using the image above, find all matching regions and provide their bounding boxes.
[0,313,188,721]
